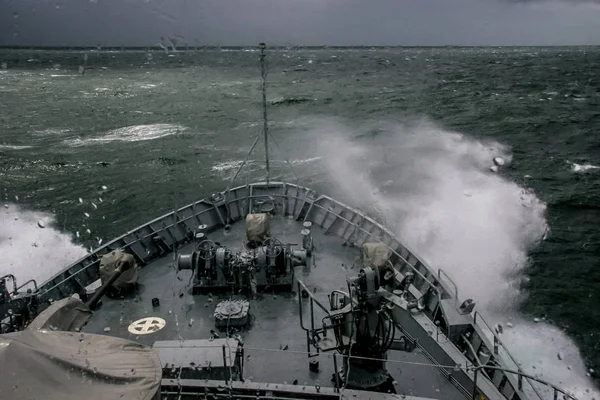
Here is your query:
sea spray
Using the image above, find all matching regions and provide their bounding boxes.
[294,116,598,398]
[1,203,87,284]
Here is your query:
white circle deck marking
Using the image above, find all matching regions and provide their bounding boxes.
[128,317,166,335]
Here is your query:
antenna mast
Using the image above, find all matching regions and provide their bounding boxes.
[259,42,270,185]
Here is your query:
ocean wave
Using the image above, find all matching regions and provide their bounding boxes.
[64,124,188,146]
[568,161,599,173]
[33,128,72,136]
[212,157,321,173]
[1,204,87,284]
[269,96,315,106]
[291,156,322,165]
[0,144,33,150]
[138,83,158,89]
[212,160,244,172]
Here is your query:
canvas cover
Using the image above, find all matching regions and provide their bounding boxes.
[99,250,138,291]
[0,329,162,400]
[245,213,270,246]
[360,243,391,268]
[27,296,92,332]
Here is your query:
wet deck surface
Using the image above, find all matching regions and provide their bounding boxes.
[84,215,466,400]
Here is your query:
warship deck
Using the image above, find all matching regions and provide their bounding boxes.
[82,215,467,400]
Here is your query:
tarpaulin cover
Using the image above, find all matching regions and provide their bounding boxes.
[360,243,391,268]
[99,250,138,291]
[245,213,270,247]
[0,329,161,400]
[27,296,92,332]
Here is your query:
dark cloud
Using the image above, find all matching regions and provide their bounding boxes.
[1,0,599,46]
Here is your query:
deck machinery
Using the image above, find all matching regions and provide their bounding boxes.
[177,213,308,295]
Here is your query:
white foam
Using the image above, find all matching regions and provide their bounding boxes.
[0,144,32,150]
[298,116,597,396]
[1,204,87,285]
[291,156,322,165]
[211,157,321,174]
[568,161,599,173]
[492,315,600,399]
[212,160,244,172]
[64,124,188,146]
[138,83,158,89]
[32,128,72,138]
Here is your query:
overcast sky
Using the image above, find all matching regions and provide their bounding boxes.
[1,0,599,46]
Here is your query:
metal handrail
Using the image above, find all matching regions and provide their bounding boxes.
[309,200,446,304]
[39,259,101,297]
[438,268,460,308]
[14,278,38,294]
[297,280,332,317]
[473,311,545,400]
[297,279,333,343]
[471,365,578,400]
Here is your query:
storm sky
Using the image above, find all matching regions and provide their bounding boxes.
[1,0,599,46]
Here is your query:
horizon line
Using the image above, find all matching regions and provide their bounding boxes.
[1,44,599,51]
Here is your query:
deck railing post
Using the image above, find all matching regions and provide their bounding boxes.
[333,353,340,392]
[222,345,229,384]
[518,372,523,391]
[472,368,479,400]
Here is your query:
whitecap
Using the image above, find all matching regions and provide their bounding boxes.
[212,160,244,172]
[568,161,599,173]
[1,204,87,283]
[0,144,32,150]
[64,124,188,146]
[33,128,71,136]
[291,156,322,165]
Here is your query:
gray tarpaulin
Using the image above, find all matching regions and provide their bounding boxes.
[99,250,138,291]
[0,329,161,400]
[360,243,391,268]
[245,213,270,247]
[27,296,92,332]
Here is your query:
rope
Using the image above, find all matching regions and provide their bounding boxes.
[267,130,300,184]
[225,134,261,193]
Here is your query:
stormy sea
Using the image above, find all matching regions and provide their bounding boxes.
[1,46,599,397]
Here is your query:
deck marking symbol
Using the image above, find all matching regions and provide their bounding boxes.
[128,317,166,335]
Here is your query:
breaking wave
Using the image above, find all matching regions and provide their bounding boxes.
[293,116,598,398]
[33,128,72,136]
[0,204,87,284]
[64,124,188,146]
[269,96,315,106]
[0,145,33,150]
[212,160,244,172]
[568,160,599,173]
[211,157,322,175]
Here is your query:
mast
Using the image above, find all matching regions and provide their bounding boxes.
[259,43,270,185]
